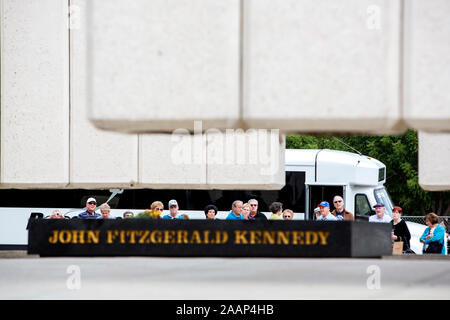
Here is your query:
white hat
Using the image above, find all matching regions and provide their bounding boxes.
[168,199,178,207]
[86,197,97,204]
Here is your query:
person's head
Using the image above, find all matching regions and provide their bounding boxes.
[314,207,321,219]
[373,202,385,218]
[392,206,402,221]
[181,214,190,220]
[269,202,283,215]
[99,203,111,219]
[242,203,251,219]
[49,209,63,219]
[248,199,258,215]
[86,197,97,213]
[168,199,179,217]
[318,201,330,217]
[204,204,218,220]
[151,201,164,216]
[232,200,243,215]
[282,209,294,220]
[333,195,344,211]
[424,212,439,227]
[123,211,134,219]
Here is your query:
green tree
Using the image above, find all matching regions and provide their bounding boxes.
[286,131,450,216]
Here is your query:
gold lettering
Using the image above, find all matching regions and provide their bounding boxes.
[262,231,275,245]
[139,230,149,244]
[126,230,138,244]
[87,230,99,244]
[164,230,176,244]
[250,231,262,244]
[317,231,330,245]
[305,231,318,245]
[71,230,85,244]
[150,230,162,243]
[190,230,202,244]
[203,230,210,244]
[291,231,304,245]
[215,231,228,244]
[59,230,72,244]
[120,230,126,244]
[107,230,119,244]
[48,230,58,244]
[177,230,189,244]
[234,230,248,244]
[276,231,290,245]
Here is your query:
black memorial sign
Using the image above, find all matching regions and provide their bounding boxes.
[27,219,392,257]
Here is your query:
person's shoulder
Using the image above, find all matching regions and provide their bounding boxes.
[136,212,149,218]
[78,211,89,218]
[161,214,171,219]
[226,212,235,219]
[256,212,267,220]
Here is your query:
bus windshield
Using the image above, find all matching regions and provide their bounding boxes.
[374,187,394,217]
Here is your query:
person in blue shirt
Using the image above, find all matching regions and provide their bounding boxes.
[226,200,244,220]
[162,199,184,220]
[78,197,101,219]
[420,212,446,254]
[316,201,337,221]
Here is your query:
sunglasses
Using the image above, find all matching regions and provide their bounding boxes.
[154,208,163,211]
[250,204,258,207]
[87,202,96,205]
[334,200,342,203]
[284,215,291,218]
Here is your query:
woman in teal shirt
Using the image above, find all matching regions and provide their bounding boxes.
[420,213,446,255]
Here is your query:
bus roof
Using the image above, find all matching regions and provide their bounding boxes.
[285,149,386,186]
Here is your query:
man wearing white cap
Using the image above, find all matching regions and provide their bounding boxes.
[369,202,392,223]
[78,197,101,219]
[162,199,184,220]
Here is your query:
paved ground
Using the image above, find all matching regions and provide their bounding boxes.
[0,252,449,300]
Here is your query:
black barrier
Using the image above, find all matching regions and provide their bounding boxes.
[27,219,392,257]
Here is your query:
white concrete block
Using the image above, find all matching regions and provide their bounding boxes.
[404,0,450,132]
[69,0,139,188]
[0,0,69,187]
[206,129,285,189]
[243,0,404,134]
[87,0,240,133]
[418,132,450,191]
[138,133,207,188]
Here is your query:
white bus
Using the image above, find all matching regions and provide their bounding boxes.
[0,149,427,253]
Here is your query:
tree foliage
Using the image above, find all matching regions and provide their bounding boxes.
[286,131,450,216]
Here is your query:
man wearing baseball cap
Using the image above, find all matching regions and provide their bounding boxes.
[316,201,337,221]
[369,202,392,223]
[78,197,101,219]
[162,199,184,220]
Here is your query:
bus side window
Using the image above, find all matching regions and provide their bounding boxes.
[355,194,371,217]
